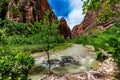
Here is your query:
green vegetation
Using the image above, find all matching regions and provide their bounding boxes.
[96,50,108,62]
[82,0,120,24]
[70,21,120,68]
[0,9,65,79]
[51,43,72,51]
[0,47,34,80]
[82,0,120,73]
[82,0,120,14]
[0,0,120,79]
[0,17,65,52]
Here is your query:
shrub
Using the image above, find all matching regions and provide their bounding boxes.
[72,22,120,67]
[3,19,28,36]
[0,28,8,45]
[0,47,34,80]
[96,49,108,62]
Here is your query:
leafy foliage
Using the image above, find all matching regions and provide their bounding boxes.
[0,47,34,80]
[3,19,28,36]
[0,16,65,46]
[82,0,104,14]
[0,9,65,79]
[82,0,120,24]
[96,50,108,62]
[82,0,119,14]
[72,22,120,69]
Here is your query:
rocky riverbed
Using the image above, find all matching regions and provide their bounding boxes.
[29,44,118,80]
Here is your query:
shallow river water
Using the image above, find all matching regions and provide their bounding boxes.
[29,44,99,80]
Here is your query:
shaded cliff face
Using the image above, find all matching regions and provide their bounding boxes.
[59,18,71,38]
[6,0,57,22]
[72,2,120,37]
[6,0,71,38]
[72,10,99,37]
[72,24,84,38]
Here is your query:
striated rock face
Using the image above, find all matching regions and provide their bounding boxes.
[59,18,71,38]
[32,0,57,22]
[72,2,120,37]
[6,0,71,38]
[72,24,84,38]
[72,10,98,37]
[6,0,57,23]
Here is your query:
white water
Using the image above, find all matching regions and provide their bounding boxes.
[29,44,99,80]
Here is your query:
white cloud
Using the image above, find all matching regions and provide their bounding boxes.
[65,0,85,29]
[58,16,63,20]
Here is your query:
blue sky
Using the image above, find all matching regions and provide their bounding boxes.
[48,0,85,29]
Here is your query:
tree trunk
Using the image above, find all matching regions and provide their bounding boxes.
[46,50,52,74]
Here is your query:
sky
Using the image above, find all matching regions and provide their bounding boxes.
[48,0,85,29]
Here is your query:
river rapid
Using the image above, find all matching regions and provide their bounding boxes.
[29,44,99,80]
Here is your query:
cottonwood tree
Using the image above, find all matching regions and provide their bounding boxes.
[39,10,60,74]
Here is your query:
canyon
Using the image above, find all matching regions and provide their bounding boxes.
[4,0,120,38]
[72,1,120,37]
[1,1,119,80]
[6,0,71,38]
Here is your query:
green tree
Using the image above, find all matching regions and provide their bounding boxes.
[0,47,34,80]
[82,0,120,24]
[39,10,60,74]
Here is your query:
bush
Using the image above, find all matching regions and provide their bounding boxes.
[0,47,34,80]
[72,22,120,68]
[0,28,8,45]
[96,50,108,62]
[3,19,28,36]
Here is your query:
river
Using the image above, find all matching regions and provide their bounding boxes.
[29,44,99,80]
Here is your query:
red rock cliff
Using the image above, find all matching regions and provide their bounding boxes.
[6,0,57,23]
[59,18,71,38]
[72,1,120,37]
[6,0,71,38]
[72,10,99,37]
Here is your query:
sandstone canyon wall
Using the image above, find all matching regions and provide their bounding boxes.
[72,1,120,37]
[6,0,57,23]
[6,0,71,38]
[59,18,71,39]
